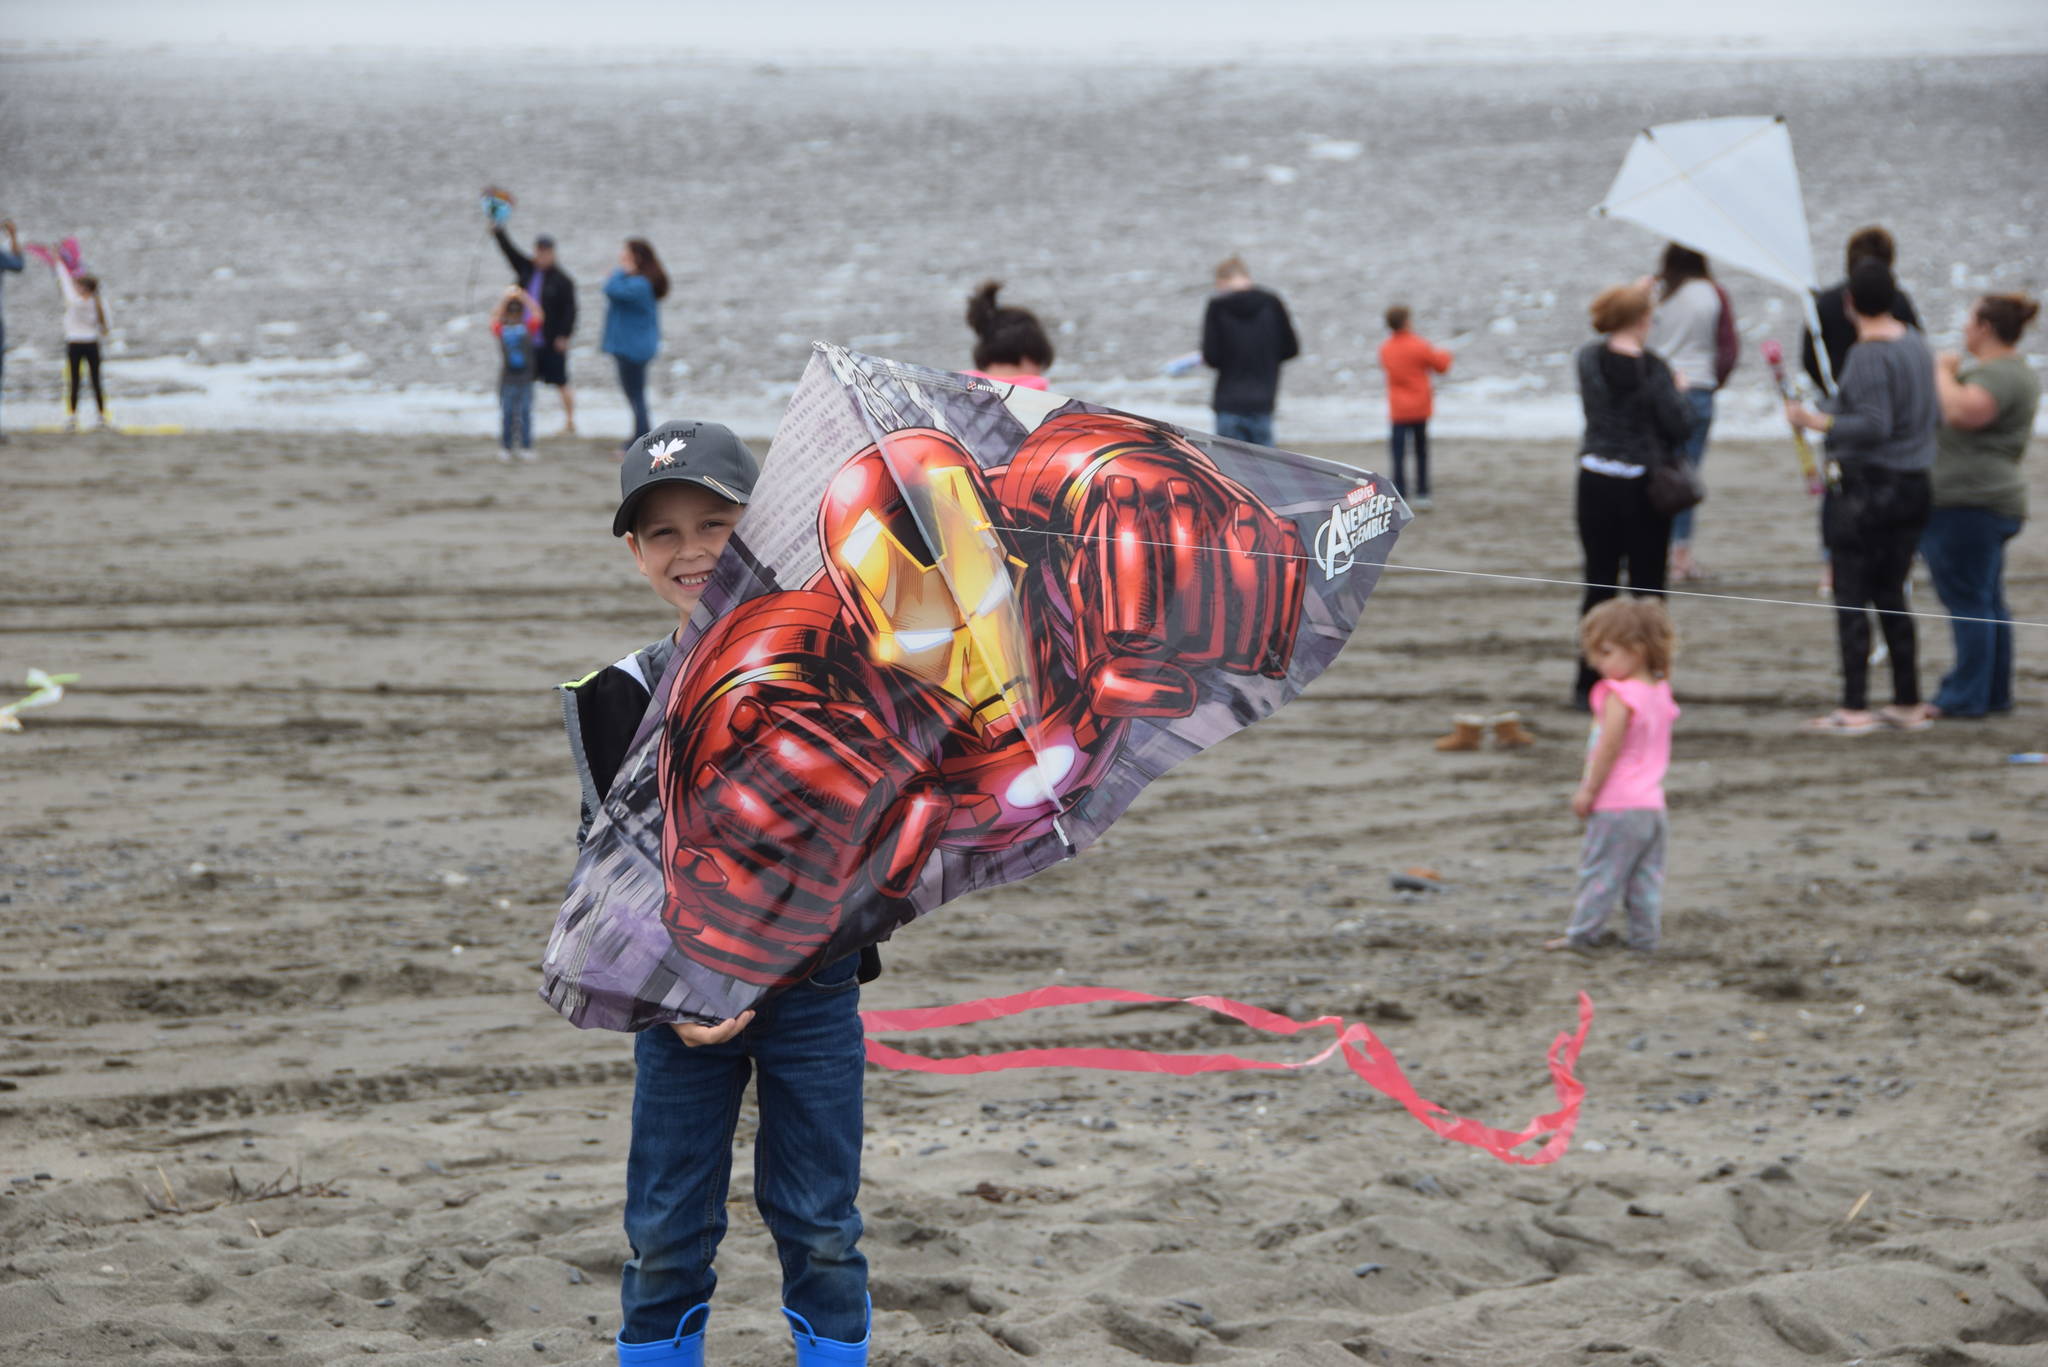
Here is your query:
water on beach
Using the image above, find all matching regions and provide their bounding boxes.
[0,44,2041,438]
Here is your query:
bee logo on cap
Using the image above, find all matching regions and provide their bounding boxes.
[647,435,689,469]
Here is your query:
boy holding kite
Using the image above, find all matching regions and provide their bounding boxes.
[560,419,874,1367]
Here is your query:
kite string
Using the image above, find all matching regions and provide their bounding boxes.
[989,523,2048,633]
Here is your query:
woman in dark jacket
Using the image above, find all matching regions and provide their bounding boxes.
[1573,280,1692,705]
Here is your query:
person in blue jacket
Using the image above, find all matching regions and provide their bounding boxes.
[604,238,668,451]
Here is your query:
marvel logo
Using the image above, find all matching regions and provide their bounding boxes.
[1344,482,1377,507]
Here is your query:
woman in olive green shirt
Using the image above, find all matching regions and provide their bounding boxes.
[1917,292,2040,719]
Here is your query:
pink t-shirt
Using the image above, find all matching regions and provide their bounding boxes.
[1588,677,1678,811]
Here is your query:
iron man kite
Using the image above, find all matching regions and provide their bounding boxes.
[658,413,1308,988]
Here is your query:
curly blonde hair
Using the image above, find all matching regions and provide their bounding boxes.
[1579,598,1676,678]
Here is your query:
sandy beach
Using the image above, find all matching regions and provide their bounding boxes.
[3,424,2046,1365]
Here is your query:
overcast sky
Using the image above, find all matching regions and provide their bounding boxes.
[6,0,2044,59]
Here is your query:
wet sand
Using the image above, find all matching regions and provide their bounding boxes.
[3,426,2047,1365]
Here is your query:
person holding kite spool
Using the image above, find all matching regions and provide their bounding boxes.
[1783,260,1938,735]
[1571,280,1693,708]
[1802,226,1922,395]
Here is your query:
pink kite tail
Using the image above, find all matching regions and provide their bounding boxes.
[24,242,58,271]
[861,986,1594,1166]
[1334,991,1593,1165]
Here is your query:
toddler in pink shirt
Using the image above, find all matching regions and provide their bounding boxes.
[1547,599,1679,952]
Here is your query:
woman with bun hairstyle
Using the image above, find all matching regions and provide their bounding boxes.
[1570,279,1692,707]
[1916,292,2040,720]
[603,237,669,451]
[963,280,1054,391]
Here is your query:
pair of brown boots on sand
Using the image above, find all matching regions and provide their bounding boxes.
[1435,713,1535,751]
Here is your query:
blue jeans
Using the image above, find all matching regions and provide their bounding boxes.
[621,953,868,1345]
[1920,505,2023,716]
[614,355,652,445]
[498,379,534,450]
[1213,410,1273,446]
[1389,420,1429,498]
[1669,388,1714,545]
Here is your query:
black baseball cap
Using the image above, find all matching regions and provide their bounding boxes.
[613,420,759,537]
[534,233,557,249]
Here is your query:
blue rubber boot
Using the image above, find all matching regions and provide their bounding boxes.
[784,1297,870,1365]
[616,1303,708,1366]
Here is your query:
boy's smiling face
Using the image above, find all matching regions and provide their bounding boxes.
[625,483,742,624]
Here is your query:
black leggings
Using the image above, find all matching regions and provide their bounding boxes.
[66,341,105,416]
[1574,468,1670,699]
[1824,469,1930,711]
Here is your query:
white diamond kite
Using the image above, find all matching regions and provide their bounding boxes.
[1595,114,1836,389]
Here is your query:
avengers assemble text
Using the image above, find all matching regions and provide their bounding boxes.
[1312,486,1397,580]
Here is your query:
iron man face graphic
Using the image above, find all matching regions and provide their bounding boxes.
[820,433,1039,738]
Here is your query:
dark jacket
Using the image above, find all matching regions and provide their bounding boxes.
[1801,280,1919,392]
[495,229,578,343]
[1202,287,1299,416]
[559,638,882,985]
[1576,342,1693,468]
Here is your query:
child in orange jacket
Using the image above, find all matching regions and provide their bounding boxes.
[1378,305,1453,510]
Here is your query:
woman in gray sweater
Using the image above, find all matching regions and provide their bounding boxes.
[1784,261,1938,735]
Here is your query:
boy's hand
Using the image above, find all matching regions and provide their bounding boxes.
[670,1010,753,1047]
[1571,785,1597,820]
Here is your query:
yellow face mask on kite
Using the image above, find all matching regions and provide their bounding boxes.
[830,461,1032,726]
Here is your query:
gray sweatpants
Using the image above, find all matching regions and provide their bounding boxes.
[1564,808,1667,951]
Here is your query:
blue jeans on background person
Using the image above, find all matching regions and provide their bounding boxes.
[1920,505,2023,717]
[1213,410,1273,446]
[1389,420,1429,499]
[620,952,869,1348]
[498,379,534,451]
[1669,388,1714,546]
[615,355,652,446]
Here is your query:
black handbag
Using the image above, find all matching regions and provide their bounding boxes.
[1636,357,1704,518]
